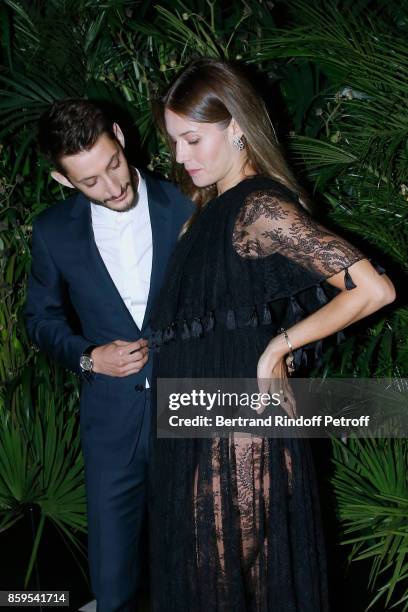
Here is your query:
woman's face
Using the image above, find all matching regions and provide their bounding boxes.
[164,108,244,192]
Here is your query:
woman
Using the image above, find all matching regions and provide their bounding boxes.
[148,58,395,611]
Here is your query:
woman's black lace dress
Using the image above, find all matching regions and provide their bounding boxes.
[148,175,379,612]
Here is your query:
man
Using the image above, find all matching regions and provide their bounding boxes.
[25,99,193,611]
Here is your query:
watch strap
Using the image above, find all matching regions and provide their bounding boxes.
[83,345,97,359]
[80,345,98,376]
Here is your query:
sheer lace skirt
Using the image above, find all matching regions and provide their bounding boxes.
[194,436,290,607]
[150,434,329,612]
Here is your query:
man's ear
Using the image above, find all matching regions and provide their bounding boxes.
[51,170,75,189]
[113,123,125,148]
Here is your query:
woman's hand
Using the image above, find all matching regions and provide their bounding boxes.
[257,337,296,418]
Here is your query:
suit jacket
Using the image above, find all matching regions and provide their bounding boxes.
[25,173,193,466]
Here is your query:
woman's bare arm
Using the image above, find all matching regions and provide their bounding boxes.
[258,258,396,373]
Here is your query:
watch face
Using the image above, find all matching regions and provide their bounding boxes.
[80,355,93,371]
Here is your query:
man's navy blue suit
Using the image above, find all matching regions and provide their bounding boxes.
[25,173,192,611]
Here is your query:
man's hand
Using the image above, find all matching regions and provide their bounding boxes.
[91,339,149,377]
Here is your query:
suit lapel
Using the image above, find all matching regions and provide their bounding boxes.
[142,174,172,330]
[69,192,140,333]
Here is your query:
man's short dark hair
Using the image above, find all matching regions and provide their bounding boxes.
[38,99,116,173]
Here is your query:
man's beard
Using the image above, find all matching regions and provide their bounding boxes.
[91,167,139,212]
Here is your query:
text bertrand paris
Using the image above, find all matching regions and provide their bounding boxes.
[168,415,371,427]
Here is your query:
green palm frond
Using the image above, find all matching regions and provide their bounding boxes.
[0,373,86,588]
[0,71,72,139]
[255,1,408,184]
[332,438,408,609]
[2,0,39,60]
[290,136,358,168]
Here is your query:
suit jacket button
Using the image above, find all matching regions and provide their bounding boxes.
[135,384,144,392]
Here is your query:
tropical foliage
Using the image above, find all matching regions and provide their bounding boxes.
[0,363,87,587]
[332,437,408,610]
[0,0,406,607]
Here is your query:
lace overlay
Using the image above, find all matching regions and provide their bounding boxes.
[193,435,292,579]
[194,437,272,605]
[233,191,364,276]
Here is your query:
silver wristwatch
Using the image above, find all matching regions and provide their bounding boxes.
[80,345,97,373]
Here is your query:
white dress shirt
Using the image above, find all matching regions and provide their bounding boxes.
[91,169,152,384]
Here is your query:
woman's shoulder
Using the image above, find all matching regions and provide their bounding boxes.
[221,174,301,207]
[248,175,300,201]
[226,175,303,230]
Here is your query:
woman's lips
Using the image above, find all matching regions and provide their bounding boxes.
[186,169,202,176]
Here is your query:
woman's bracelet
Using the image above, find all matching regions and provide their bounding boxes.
[278,327,295,373]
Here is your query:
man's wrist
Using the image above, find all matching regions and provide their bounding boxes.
[80,345,98,374]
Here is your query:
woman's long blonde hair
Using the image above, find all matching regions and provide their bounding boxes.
[155,57,308,224]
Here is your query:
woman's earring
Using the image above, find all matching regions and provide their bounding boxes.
[232,135,246,151]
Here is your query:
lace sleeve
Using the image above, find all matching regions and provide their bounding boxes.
[233,189,365,289]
